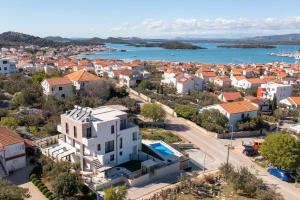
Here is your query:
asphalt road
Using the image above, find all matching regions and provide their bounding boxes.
[130,92,300,200]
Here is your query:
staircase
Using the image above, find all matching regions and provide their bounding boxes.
[92,159,102,170]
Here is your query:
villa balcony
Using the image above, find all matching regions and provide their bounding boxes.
[82,137,97,146]
[57,124,62,133]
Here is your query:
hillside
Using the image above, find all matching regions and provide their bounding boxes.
[0,31,60,47]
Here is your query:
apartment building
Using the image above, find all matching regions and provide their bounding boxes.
[0,58,17,75]
[53,106,141,172]
[0,127,26,177]
[257,82,292,102]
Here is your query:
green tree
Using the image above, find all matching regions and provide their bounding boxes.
[174,105,196,119]
[52,172,80,198]
[271,96,278,110]
[260,133,300,170]
[237,116,269,131]
[0,179,28,200]
[138,80,152,90]
[0,117,20,127]
[104,186,127,200]
[32,72,47,85]
[141,103,166,122]
[198,109,228,134]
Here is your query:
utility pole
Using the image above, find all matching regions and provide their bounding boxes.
[226,145,230,165]
[203,153,206,174]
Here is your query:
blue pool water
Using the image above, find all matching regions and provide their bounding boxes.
[150,143,174,156]
[80,42,300,64]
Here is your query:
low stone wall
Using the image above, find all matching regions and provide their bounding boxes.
[127,162,180,187]
[217,130,265,139]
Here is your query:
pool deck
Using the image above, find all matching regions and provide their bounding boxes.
[142,140,183,161]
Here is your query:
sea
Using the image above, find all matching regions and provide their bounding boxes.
[80,43,300,64]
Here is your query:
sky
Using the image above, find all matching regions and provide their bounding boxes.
[1,0,300,38]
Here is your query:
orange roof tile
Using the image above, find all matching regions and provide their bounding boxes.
[220,101,258,114]
[65,70,100,82]
[287,96,300,106]
[45,77,72,86]
[222,92,242,101]
[0,127,24,149]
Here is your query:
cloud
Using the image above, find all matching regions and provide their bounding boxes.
[112,17,300,38]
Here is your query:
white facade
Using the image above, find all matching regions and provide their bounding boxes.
[259,83,292,102]
[0,58,17,75]
[41,79,74,99]
[176,75,203,94]
[57,106,141,172]
[0,128,26,176]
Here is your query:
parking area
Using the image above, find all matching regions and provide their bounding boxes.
[185,149,218,172]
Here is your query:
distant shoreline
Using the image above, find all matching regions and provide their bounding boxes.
[217,44,276,49]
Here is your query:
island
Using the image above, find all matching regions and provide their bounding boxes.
[129,41,206,50]
[217,44,276,49]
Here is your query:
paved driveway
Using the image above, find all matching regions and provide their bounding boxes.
[7,165,47,200]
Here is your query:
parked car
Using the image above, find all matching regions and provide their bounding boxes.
[242,145,258,157]
[267,167,294,182]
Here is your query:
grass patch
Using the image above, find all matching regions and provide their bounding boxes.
[117,160,141,172]
[141,128,182,144]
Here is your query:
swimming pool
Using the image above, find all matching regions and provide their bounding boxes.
[150,142,174,156]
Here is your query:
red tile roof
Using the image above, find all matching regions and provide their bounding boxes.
[220,101,258,114]
[46,77,72,86]
[0,127,24,149]
[222,92,242,101]
[65,70,100,82]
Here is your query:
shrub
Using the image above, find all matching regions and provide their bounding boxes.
[174,105,196,120]
[42,188,49,195]
[48,195,55,200]
[30,174,37,180]
[37,182,44,188]
[33,179,40,185]
[45,191,52,198]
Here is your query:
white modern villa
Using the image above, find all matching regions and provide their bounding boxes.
[41,105,188,190]
[45,105,141,172]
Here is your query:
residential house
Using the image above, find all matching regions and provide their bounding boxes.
[218,92,242,102]
[279,96,300,109]
[215,101,259,130]
[234,78,264,89]
[0,58,17,75]
[176,74,203,94]
[213,76,231,88]
[0,127,26,177]
[41,70,102,99]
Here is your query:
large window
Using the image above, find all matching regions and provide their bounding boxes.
[110,154,115,161]
[65,123,69,134]
[120,119,127,130]
[111,125,115,134]
[132,132,137,141]
[86,127,92,138]
[74,126,77,138]
[105,140,114,153]
[119,137,123,149]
